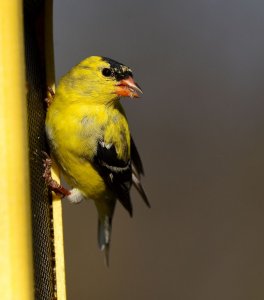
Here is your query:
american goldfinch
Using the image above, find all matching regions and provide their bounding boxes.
[45,56,149,264]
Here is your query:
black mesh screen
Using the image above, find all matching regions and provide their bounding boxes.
[24,1,57,299]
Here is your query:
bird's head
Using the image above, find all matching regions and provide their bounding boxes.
[59,56,142,104]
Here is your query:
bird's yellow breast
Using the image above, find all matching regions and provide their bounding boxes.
[46,95,130,200]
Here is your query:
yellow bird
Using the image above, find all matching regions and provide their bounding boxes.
[45,56,149,264]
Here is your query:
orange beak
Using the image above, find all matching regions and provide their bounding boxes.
[116,77,143,98]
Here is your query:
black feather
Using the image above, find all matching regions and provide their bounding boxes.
[131,137,144,176]
[93,140,133,216]
[101,57,133,81]
[98,216,112,267]
[131,138,150,208]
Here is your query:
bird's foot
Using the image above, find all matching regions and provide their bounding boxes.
[45,87,55,108]
[42,152,71,198]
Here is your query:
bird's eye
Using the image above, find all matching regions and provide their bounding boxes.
[102,68,112,77]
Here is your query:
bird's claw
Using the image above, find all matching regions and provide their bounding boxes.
[42,152,71,198]
[45,87,55,108]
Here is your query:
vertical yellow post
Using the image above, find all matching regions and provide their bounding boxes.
[0,1,34,299]
[45,1,67,298]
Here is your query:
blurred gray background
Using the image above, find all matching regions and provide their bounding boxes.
[54,1,264,299]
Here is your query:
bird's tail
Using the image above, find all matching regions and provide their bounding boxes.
[97,215,112,267]
[95,198,116,266]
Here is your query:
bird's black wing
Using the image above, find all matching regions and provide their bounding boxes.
[131,137,144,176]
[93,140,133,216]
[131,137,150,208]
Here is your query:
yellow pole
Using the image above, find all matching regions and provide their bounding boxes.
[0,1,34,299]
[45,1,67,298]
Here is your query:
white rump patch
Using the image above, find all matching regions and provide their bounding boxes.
[65,188,85,204]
